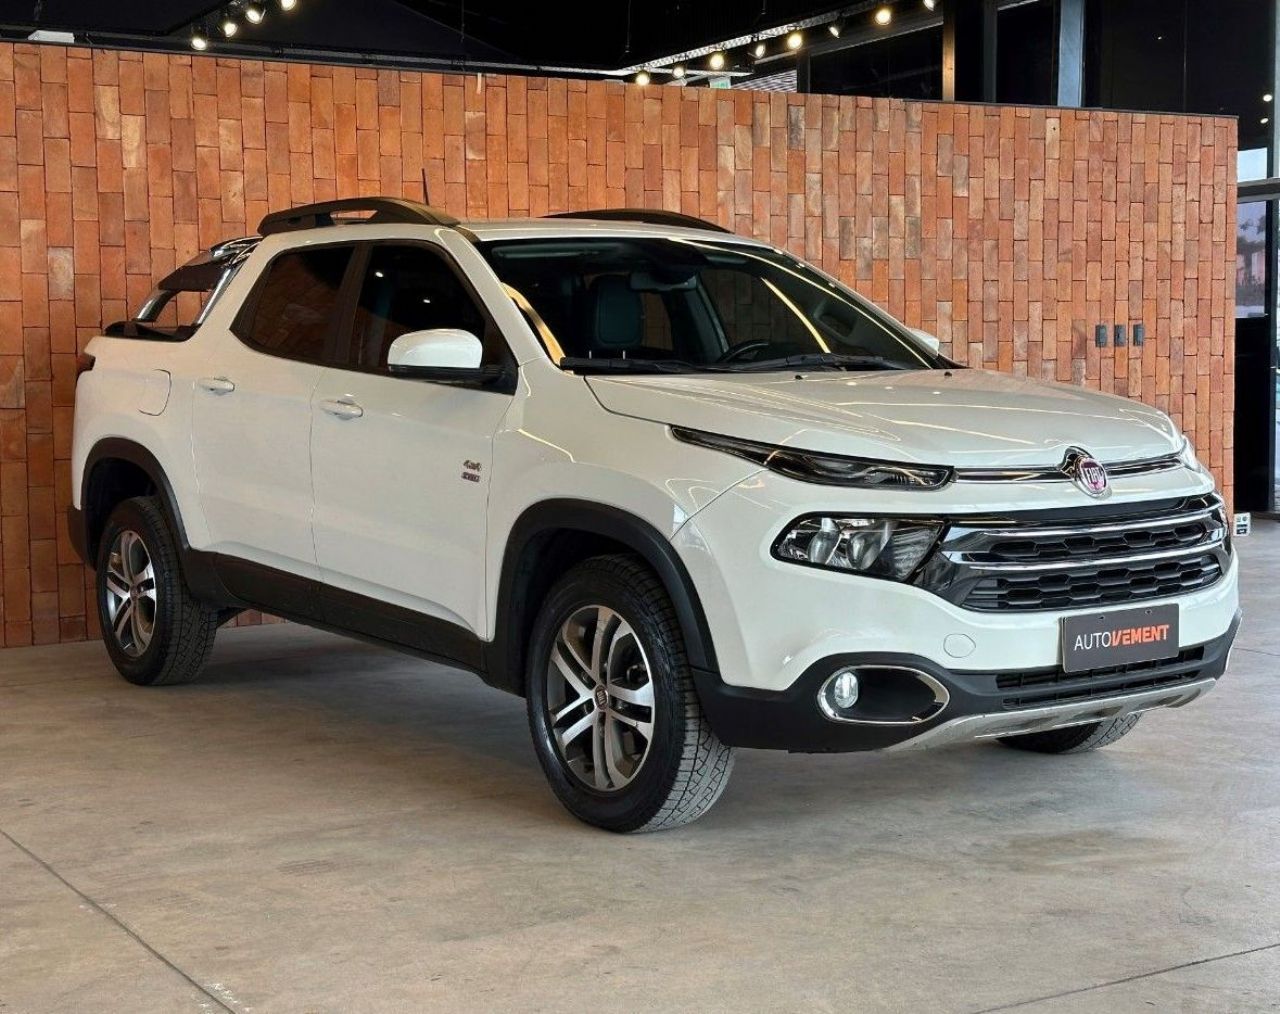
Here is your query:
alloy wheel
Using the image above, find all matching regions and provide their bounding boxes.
[104,529,158,658]
[545,605,656,792]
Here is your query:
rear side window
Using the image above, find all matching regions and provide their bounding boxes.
[236,246,353,363]
[352,244,497,368]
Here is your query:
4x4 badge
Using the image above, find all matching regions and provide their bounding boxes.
[1062,447,1110,498]
[461,460,482,483]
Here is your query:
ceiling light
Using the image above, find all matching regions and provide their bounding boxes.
[753,40,766,59]
[244,2,265,23]
[828,21,842,37]
[1263,117,1270,125]
[708,50,726,71]
[786,31,803,50]
[1266,93,1274,103]
[190,26,210,49]
[635,70,651,85]
[875,7,892,26]
[279,0,297,9]
[671,64,686,79]
[220,14,239,37]
[923,0,936,9]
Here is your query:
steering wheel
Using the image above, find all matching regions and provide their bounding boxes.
[716,339,773,364]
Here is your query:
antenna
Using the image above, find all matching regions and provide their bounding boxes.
[421,166,430,204]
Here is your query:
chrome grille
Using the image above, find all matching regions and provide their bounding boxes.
[918,495,1230,612]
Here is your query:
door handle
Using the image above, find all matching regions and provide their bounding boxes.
[320,398,364,420]
[198,376,236,395]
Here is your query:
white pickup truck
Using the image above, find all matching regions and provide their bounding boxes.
[69,198,1240,831]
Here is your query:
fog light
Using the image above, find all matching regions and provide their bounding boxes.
[831,668,860,708]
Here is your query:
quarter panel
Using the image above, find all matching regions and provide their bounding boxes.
[72,335,212,547]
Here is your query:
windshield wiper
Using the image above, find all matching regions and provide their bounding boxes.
[559,357,728,374]
[731,352,917,372]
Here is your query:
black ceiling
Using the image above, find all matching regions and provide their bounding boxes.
[0,0,850,70]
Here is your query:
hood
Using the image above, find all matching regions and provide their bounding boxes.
[586,369,1182,468]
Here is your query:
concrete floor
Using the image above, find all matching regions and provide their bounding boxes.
[1,531,1278,1014]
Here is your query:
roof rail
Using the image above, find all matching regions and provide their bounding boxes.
[259,197,460,237]
[545,208,732,234]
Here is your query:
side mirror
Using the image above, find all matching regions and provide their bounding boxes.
[910,328,942,354]
[387,328,483,371]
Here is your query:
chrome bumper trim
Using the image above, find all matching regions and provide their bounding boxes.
[886,677,1218,751]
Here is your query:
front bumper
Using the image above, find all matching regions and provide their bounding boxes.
[692,611,1239,752]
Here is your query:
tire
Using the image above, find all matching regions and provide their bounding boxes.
[997,714,1141,754]
[95,496,219,686]
[526,554,735,833]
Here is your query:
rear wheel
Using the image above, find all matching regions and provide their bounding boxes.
[997,715,1141,754]
[526,555,734,832]
[96,496,219,686]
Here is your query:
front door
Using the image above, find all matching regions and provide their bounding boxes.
[310,241,514,638]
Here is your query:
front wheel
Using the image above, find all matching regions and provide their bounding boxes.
[526,555,734,833]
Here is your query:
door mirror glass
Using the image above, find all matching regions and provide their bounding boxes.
[910,328,942,353]
[386,328,484,371]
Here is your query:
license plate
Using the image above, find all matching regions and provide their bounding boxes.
[1060,604,1180,674]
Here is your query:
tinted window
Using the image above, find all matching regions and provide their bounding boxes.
[700,268,814,347]
[239,246,352,363]
[353,245,493,368]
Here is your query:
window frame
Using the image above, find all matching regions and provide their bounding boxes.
[332,239,517,389]
[230,240,360,368]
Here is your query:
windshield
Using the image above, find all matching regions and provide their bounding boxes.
[478,237,941,373]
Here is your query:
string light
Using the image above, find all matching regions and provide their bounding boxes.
[671,64,686,79]
[635,70,651,85]
[875,7,893,26]
[708,50,726,71]
[786,30,803,50]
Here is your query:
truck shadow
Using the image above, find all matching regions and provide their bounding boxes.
[172,626,1175,838]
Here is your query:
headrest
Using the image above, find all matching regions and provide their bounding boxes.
[583,275,644,349]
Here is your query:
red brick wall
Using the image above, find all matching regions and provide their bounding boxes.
[0,43,1237,647]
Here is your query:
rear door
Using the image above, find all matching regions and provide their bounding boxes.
[190,243,354,584]
[310,240,514,638]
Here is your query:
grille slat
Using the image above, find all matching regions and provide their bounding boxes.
[994,648,1207,708]
[963,553,1224,611]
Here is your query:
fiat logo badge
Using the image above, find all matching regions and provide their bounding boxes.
[1063,447,1110,498]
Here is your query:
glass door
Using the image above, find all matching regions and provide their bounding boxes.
[1237,159,1279,513]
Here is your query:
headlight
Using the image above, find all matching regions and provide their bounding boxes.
[1179,435,1209,476]
[672,428,954,489]
[774,516,942,580]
